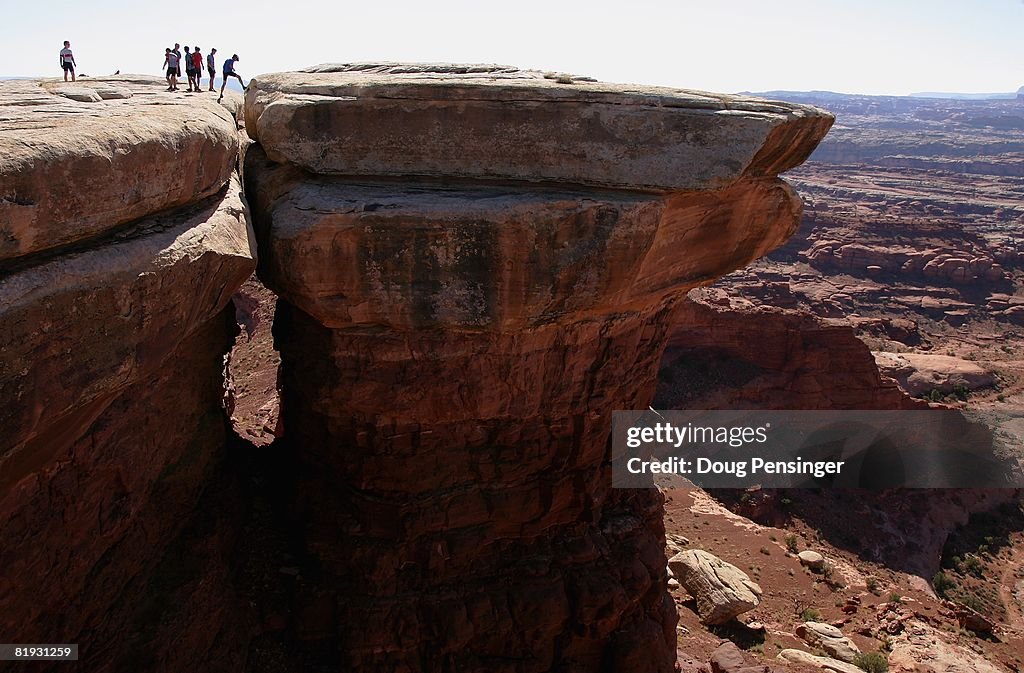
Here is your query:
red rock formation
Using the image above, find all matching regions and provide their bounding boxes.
[0,78,254,668]
[657,288,927,410]
[245,63,832,672]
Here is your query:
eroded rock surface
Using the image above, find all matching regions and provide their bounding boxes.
[0,77,239,263]
[873,352,997,397]
[0,176,254,463]
[244,63,830,672]
[244,63,830,191]
[0,78,254,669]
[888,622,1004,673]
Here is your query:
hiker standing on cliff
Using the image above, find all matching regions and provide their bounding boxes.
[59,41,76,82]
[217,54,247,102]
[184,46,195,91]
[191,48,204,92]
[172,43,182,79]
[207,48,217,91]
[163,48,180,91]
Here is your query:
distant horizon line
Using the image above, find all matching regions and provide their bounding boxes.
[0,73,1020,100]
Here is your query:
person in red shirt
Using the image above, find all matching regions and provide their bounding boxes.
[191,47,204,92]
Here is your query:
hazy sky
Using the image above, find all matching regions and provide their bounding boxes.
[2,0,1022,95]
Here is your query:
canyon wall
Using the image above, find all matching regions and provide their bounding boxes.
[657,288,927,410]
[0,78,255,670]
[244,63,832,672]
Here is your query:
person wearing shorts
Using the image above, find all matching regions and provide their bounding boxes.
[172,43,182,78]
[207,48,217,91]
[184,46,195,92]
[59,41,76,82]
[164,48,179,91]
[218,54,247,102]
[191,48,204,92]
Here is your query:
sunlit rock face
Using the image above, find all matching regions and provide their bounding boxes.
[245,63,832,672]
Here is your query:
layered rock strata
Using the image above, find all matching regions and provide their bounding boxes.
[0,78,255,665]
[0,77,240,263]
[245,63,831,672]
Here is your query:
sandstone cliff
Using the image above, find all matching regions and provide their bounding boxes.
[0,77,255,670]
[243,63,832,672]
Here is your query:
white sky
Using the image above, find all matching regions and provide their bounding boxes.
[1,0,1022,95]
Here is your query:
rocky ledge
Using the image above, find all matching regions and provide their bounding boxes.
[244,62,831,191]
[244,63,831,672]
[0,77,240,263]
[0,77,254,670]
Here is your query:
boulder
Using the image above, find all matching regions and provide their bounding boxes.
[798,550,826,570]
[710,642,748,673]
[777,649,864,673]
[710,641,781,673]
[952,605,994,634]
[796,622,861,663]
[669,549,763,624]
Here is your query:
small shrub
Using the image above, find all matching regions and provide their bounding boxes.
[888,592,902,604]
[866,577,879,593]
[854,651,888,673]
[932,571,955,598]
[954,592,987,613]
[822,563,846,589]
[786,534,800,553]
[800,607,822,621]
[961,556,984,577]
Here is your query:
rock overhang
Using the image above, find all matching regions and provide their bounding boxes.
[243,62,834,192]
[244,63,831,331]
[246,148,802,331]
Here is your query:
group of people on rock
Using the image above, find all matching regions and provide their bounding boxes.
[58,40,246,102]
[162,43,245,101]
